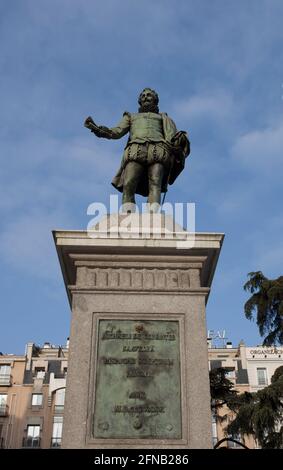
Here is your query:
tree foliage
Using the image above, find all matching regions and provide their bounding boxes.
[244,271,283,346]
[226,366,283,449]
[210,367,238,413]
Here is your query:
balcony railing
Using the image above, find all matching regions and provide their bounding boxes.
[54,405,64,414]
[22,437,41,448]
[50,437,62,448]
[0,374,11,386]
[0,404,9,416]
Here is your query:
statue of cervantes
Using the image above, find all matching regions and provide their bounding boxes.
[84,88,190,210]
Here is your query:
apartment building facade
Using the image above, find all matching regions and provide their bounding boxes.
[208,339,283,449]
[0,341,68,449]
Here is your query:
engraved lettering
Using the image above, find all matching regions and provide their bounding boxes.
[113,405,165,414]
[127,368,153,378]
[250,348,283,355]
[129,391,146,399]
[138,358,174,366]
[123,345,155,352]
[103,357,136,365]
[102,330,175,341]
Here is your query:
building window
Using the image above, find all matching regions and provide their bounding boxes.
[31,393,43,407]
[227,434,243,448]
[225,368,236,379]
[211,414,218,447]
[257,368,268,386]
[23,425,40,448]
[210,360,222,370]
[0,365,11,375]
[0,394,8,416]
[54,388,65,413]
[0,365,11,385]
[34,367,45,379]
[51,416,63,448]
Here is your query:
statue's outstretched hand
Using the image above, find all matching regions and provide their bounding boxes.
[84,116,95,129]
[84,116,112,138]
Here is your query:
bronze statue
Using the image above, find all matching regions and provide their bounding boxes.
[84,88,190,210]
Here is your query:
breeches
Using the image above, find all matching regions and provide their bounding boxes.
[122,142,171,170]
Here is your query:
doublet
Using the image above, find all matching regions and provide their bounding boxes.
[109,112,172,169]
[128,112,165,143]
[109,111,189,197]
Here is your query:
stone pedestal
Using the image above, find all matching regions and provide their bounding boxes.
[53,214,224,449]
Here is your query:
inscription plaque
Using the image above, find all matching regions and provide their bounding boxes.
[93,319,181,439]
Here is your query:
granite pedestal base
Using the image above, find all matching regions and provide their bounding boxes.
[53,214,224,449]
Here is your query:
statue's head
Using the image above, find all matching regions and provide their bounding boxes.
[138,88,159,113]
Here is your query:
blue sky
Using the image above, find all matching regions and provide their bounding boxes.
[1,0,283,354]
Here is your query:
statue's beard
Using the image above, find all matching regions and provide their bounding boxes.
[138,103,159,113]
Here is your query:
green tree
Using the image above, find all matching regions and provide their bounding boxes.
[226,366,283,449]
[210,367,251,448]
[244,271,283,346]
[210,367,238,414]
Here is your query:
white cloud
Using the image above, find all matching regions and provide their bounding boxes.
[0,210,72,280]
[255,243,283,274]
[231,119,283,175]
[214,184,255,215]
[0,131,124,281]
[173,91,236,122]
[0,132,121,213]
[213,116,283,215]
[246,215,283,275]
